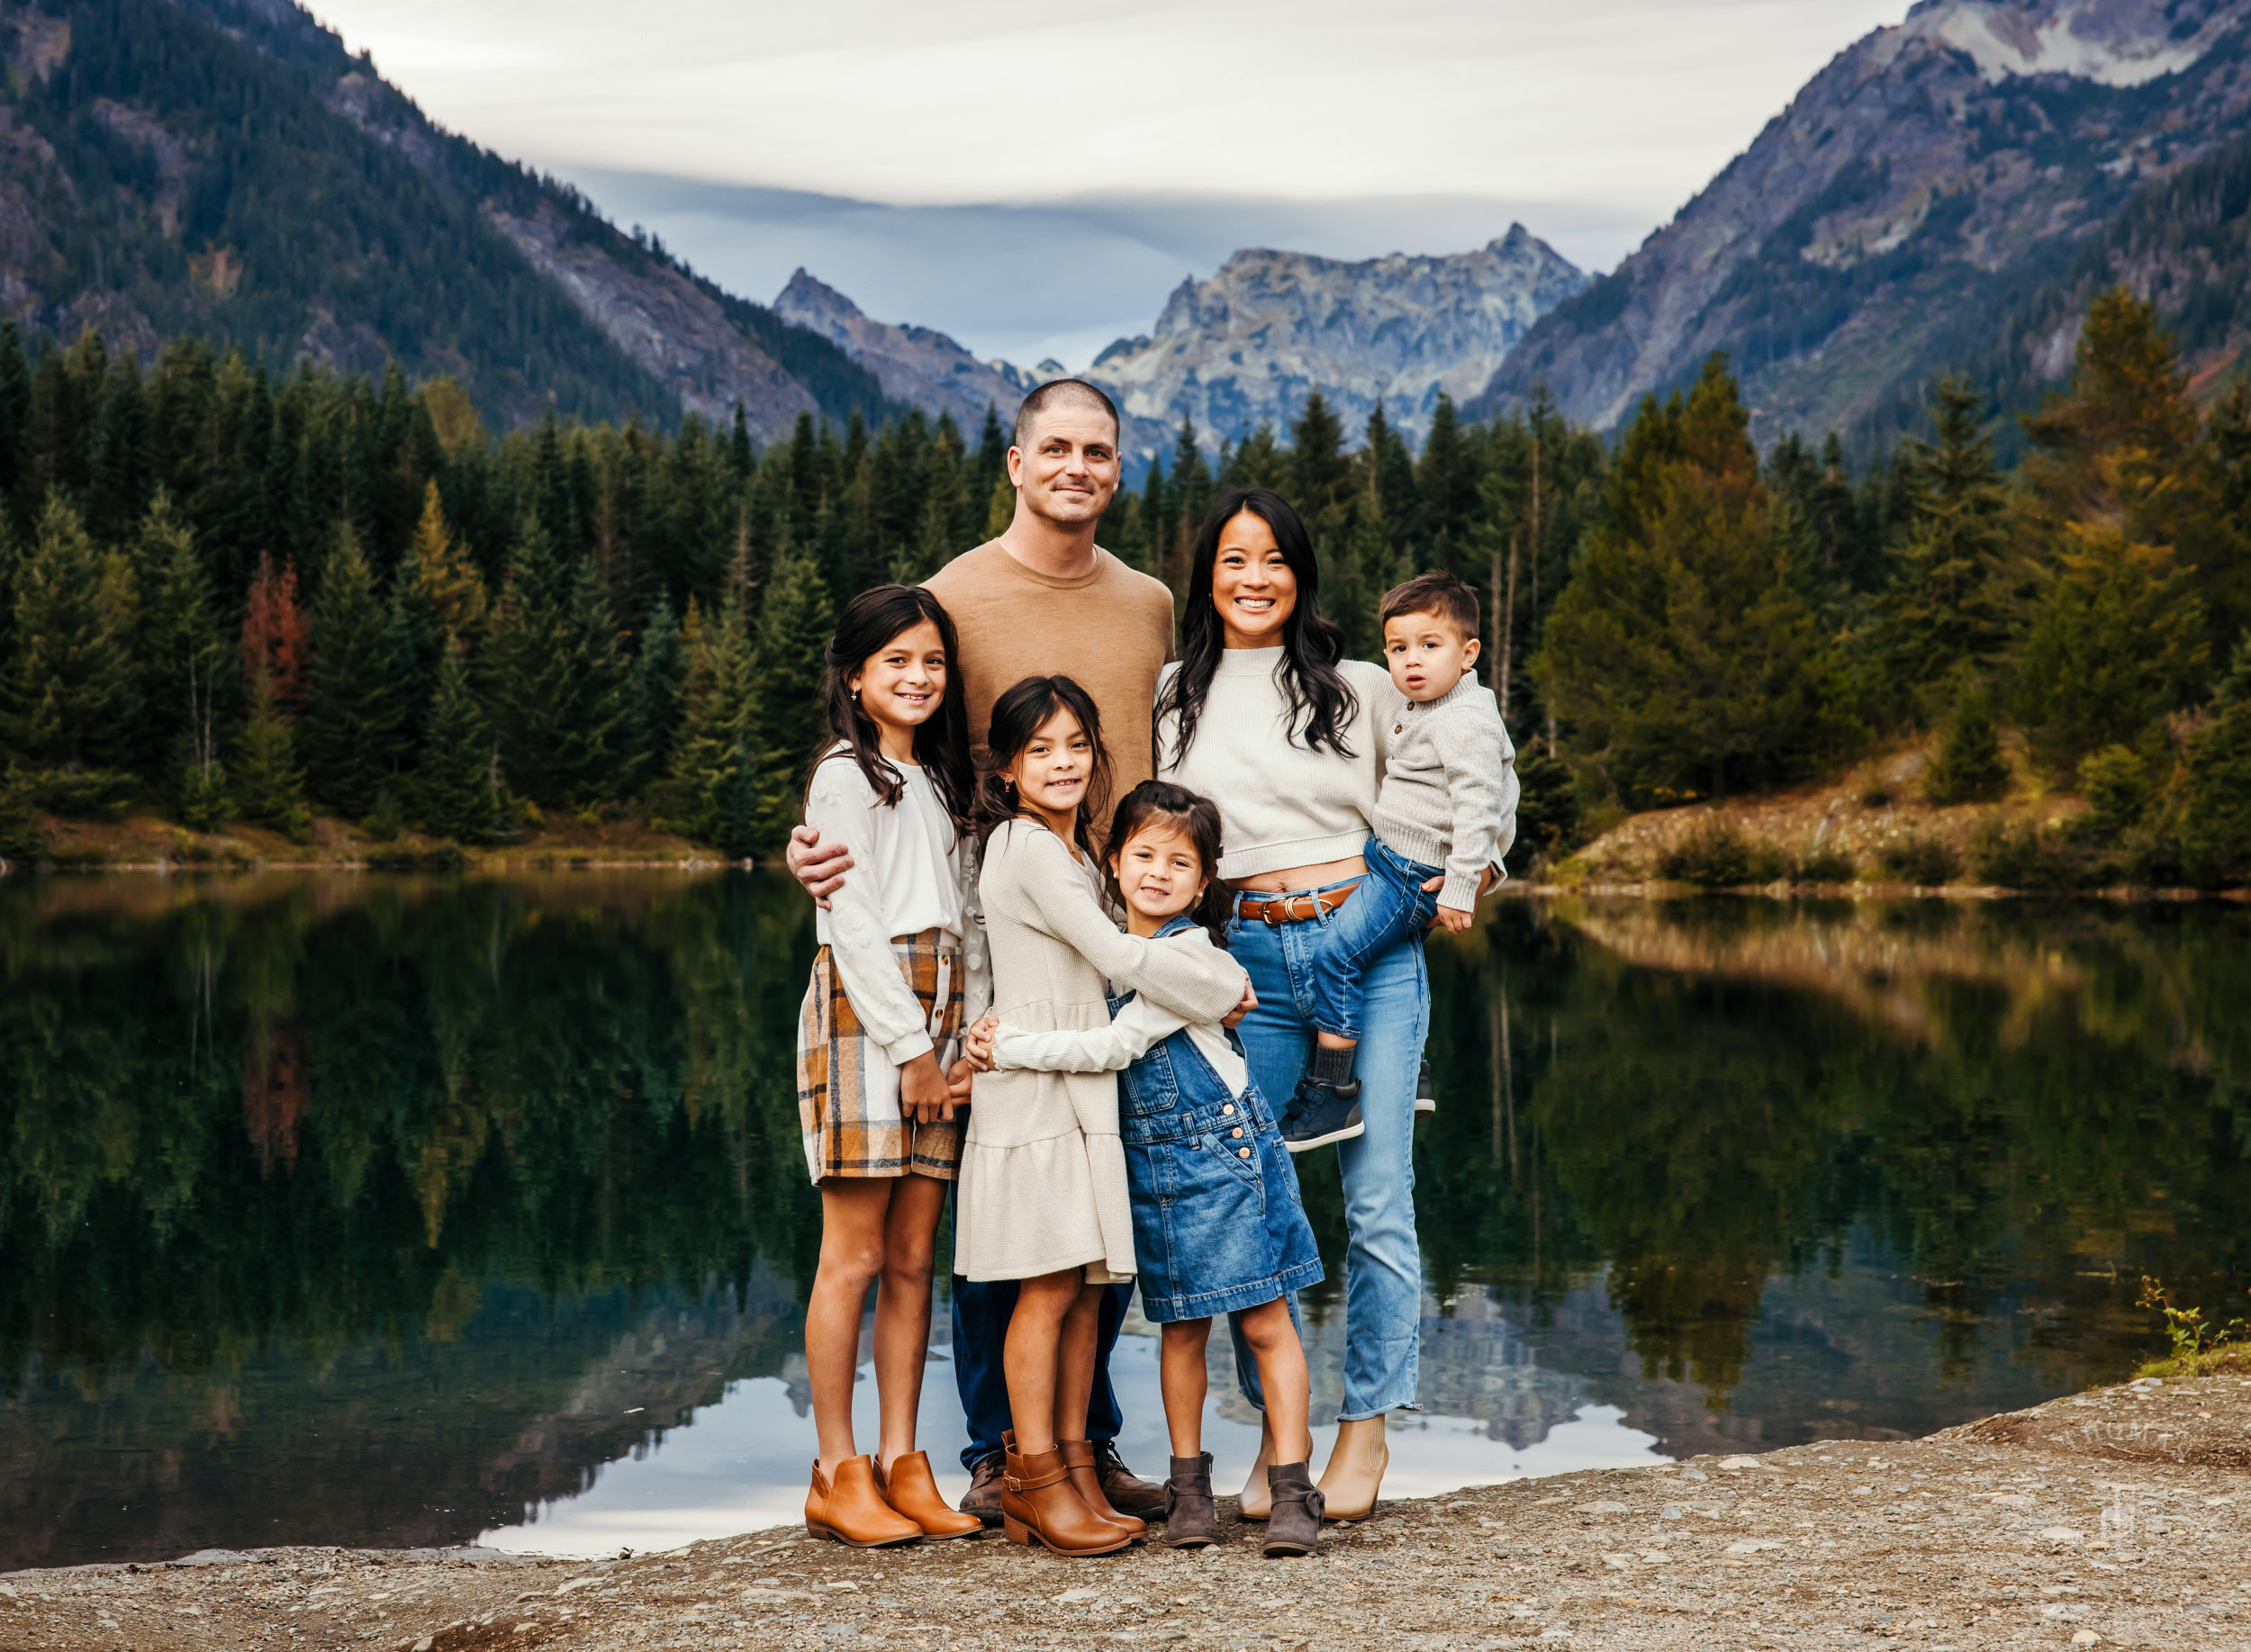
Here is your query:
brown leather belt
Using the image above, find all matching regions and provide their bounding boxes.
[1234,882,1360,926]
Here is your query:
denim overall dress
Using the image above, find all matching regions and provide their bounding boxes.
[1116,916,1325,1323]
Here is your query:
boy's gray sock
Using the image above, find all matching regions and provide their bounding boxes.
[1309,1043,1357,1087]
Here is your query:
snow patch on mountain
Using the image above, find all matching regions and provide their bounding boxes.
[1906,0,2241,86]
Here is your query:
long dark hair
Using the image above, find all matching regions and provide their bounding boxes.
[972,674,1112,862]
[807,583,973,828]
[1105,780,1230,948]
[1154,486,1358,771]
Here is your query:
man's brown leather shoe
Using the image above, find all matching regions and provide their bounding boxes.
[1095,1439,1167,1521]
[958,1450,1006,1528]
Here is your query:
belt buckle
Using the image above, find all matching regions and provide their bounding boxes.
[1261,899,1283,926]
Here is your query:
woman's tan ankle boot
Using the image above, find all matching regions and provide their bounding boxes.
[1316,1415,1390,1521]
[806,1456,922,1548]
[1236,1414,1279,1520]
[999,1433,1132,1557]
[874,1450,984,1539]
[1059,1440,1145,1539]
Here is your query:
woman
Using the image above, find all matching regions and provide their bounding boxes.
[1154,486,1463,1521]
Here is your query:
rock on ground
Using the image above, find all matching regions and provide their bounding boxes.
[4,1370,2246,1650]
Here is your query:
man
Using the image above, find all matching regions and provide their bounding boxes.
[787,377,1184,1525]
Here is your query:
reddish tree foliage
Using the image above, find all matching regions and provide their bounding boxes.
[240,553,310,708]
[241,1021,308,1175]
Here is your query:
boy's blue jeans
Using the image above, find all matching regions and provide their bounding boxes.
[1305,836,1442,1043]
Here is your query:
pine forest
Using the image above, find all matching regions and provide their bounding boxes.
[1,284,2247,889]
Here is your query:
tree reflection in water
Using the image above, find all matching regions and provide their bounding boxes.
[3,876,2246,1567]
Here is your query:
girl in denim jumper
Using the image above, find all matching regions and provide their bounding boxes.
[968,781,1327,1557]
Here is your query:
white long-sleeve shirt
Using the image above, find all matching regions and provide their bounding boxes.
[805,748,989,1066]
[990,928,1249,1096]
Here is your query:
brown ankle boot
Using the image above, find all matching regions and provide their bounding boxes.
[1262,1461,1324,1557]
[806,1456,921,1548]
[1161,1453,1219,1548]
[1059,1440,1146,1539]
[873,1450,984,1539]
[999,1434,1132,1556]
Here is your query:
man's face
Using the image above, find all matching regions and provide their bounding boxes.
[1008,404,1120,527]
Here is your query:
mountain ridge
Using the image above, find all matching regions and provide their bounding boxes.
[1471,0,2251,445]
[1083,223,1586,448]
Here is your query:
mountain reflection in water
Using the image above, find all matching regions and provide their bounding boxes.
[3,875,2246,1569]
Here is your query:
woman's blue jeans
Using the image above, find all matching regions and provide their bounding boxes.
[1225,885,1428,1422]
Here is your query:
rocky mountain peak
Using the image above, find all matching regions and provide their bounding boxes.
[1088,225,1586,448]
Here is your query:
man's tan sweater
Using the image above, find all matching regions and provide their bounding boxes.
[923,539,1175,811]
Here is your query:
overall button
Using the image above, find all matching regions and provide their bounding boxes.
[1231,1127,1244,1139]
[1237,1147,1252,1159]
[1221,1103,1234,1115]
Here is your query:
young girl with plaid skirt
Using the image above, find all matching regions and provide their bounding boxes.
[795,584,988,1548]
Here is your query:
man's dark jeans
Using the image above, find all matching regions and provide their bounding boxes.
[950,1277,1131,1471]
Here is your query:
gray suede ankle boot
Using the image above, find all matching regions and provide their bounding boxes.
[1262,1461,1324,1557]
[1162,1453,1219,1548]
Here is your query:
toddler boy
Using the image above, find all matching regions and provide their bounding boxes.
[1280,571,1518,1151]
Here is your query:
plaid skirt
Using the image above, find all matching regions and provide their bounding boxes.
[796,928,965,1184]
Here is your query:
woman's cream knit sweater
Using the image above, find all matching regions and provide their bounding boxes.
[956,819,1250,1282]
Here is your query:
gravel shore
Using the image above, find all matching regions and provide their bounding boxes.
[5,1368,2246,1652]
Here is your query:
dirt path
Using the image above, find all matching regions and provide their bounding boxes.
[5,1369,2246,1652]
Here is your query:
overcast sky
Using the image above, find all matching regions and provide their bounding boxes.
[308,0,1916,365]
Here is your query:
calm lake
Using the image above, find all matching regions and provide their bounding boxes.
[5,874,2247,1570]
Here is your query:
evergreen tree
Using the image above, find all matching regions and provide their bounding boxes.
[0,320,32,502]
[629,591,686,791]
[1924,674,2011,804]
[491,517,633,809]
[2,493,139,771]
[656,600,755,842]
[1225,421,1288,492]
[417,636,500,844]
[1884,379,2011,690]
[232,671,311,841]
[402,478,488,644]
[1290,392,1350,519]
[2013,524,2205,774]
[752,542,836,845]
[87,358,152,541]
[1532,356,1841,800]
[1417,393,1478,557]
[301,525,401,818]
[133,491,227,772]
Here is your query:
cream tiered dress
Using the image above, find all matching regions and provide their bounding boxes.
[954,819,1248,1282]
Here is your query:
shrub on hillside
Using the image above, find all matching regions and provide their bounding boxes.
[1966,818,2088,889]
[1507,751,1583,873]
[1925,679,2011,804]
[2076,745,2155,842]
[1657,821,1789,887]
[0,769,44,863]
[1874,833,1960,886]
[1794,846,1858,883]
[2181,702,2251,888]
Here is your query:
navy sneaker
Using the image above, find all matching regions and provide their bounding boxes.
[1414,1056,1436,1117]
[1281,1076,1365,1152]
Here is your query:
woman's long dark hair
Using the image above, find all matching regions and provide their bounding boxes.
[807,583,974,829]
[972,674,1112,862]
[1154,486,1358,771]
[1105,780,1230,948]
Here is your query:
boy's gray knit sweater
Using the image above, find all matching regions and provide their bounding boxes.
[1372,673,1519,909]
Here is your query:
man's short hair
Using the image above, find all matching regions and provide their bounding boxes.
[1014,378,1120,451]
[1380,570,1479,642]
